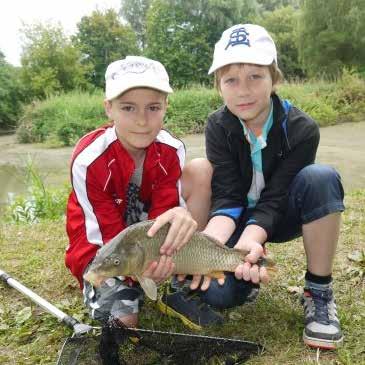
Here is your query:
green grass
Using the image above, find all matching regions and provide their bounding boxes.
[0,190,364,364]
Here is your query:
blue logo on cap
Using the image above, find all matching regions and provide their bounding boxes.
[225,27,250,50]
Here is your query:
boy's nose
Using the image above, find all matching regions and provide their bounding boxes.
[237,79,251,96]
[135,114,147,126]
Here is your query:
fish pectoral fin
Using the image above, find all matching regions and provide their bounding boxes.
[208,271,226,279]
[136,275,158,301]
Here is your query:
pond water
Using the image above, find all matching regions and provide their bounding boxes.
[0,165,27,207]
[0,134,71,214]
[1,122,364,215]
[0,163,70,217]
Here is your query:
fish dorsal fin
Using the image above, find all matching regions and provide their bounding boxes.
[136,275,158,301]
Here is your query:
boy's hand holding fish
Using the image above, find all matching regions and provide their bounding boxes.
[142,255,176,285]
[147,206,198,256]
[232,224,270,285]
[141,207,197,284]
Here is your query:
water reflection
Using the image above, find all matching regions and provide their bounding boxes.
[0,165,27,207]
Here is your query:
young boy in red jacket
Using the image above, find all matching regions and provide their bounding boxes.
[65,56,218,329]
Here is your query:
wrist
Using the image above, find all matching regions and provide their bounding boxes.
[240,224,267,245]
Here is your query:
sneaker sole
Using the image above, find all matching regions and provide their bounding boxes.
[156,299,202,331]
[303,331,343,350]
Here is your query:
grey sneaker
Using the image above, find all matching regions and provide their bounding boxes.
[302,286,343,349]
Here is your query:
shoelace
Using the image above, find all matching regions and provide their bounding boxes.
[308,288,333,325]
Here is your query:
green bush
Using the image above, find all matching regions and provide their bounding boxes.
[17,90,106,145]
[0,57,26,130]
[279,70,365,126]
[165,86,221,135]
[16,72,365,145]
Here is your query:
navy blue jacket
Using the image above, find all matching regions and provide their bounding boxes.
[205,93,320,240]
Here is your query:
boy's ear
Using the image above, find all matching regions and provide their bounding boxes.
[104,100,112,118]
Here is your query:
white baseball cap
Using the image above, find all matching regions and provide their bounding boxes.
[208,24,277,75]
[105,56,173,100]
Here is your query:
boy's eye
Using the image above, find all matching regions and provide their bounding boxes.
[149,105,161,112]
[121,105,135,112]
[224,77,236,84]
[248,74,264,80]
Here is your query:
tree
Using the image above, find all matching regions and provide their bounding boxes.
[146,0,259,87]
[298,0,365,77]
[120,0,151,50]
[256,0,300,11]
[20,22,90,99]
[74,9,139,88]
[257,6,305,79]
[0,52,25,129]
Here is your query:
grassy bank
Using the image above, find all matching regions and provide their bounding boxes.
[16,70,365,146]
[0,189,364,364]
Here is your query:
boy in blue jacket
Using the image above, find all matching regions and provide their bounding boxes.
[159,24,345,350]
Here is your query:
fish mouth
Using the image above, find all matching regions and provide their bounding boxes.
[83,270,108,288]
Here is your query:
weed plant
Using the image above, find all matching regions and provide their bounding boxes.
[4,157,68,223]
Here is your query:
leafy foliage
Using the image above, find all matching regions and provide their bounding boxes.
[279,69,365,125]
[16,91,106,145]
[15,73,365,145]
[298,0,365,78]
[165,86,221,134]
[74,8,139,88]
[145,0,259,87]
[120,0,152,50]
[20,22,91,99]
[256,0,300,11]
[256,6,305,79]
[0,53,26,129]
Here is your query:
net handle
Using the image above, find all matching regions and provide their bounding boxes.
[0,269,92,335]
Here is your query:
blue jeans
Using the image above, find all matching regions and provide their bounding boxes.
[199,164,345,309]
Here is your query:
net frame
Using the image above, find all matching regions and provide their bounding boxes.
[56,317,264,365]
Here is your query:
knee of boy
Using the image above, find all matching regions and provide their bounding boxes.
[293,165,343,197]
[186,158,212,187]
[297,164,339,184]
[182,158,212,200]
[115,314,138,328]
[199,277,238,309]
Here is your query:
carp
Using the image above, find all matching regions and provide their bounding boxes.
[84,220,275,300]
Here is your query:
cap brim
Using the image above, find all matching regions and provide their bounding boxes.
[106,81,173,100]
[208,53,275,74]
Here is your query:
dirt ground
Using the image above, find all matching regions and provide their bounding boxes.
[0,121,364,205]
[182,121,365,192]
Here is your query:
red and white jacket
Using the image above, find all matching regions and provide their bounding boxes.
[65,125,186,287]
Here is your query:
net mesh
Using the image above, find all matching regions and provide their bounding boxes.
[56,319,263,365]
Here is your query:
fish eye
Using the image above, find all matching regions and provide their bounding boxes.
[113,258,120,265]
